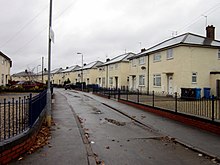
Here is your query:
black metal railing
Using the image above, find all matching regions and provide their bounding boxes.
[0,90,47,142]
[94,88,220,122]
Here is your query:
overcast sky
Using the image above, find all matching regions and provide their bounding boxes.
[0,0,220,74]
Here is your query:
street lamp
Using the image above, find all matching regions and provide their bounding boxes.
[77,52,83,91]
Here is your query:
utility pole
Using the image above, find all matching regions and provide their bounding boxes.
[46,0,53,127]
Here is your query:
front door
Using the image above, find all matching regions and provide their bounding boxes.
[168,75,173,95]
[115,77,118,89]
[132,76,136,90]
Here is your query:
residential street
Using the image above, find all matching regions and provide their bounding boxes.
[11,88,219,165]
[62,88,217,165]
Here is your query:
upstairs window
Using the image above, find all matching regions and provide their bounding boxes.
[109,65,114,70]
[139,56,145,65]
[115,63,119,70]
[218,49,220,59]
[167,49,173,59]
[132,59,136,67]
[153,54,161,62]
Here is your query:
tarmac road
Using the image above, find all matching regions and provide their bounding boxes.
[63,89,216,165]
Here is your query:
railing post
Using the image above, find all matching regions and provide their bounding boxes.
[4,99,6,140]
[211,95,215,121]
[29,94,33,127]
[118,88,121,100]
[108,88,110,99]
[126,88,128,101]
[137,89,139,103]
[152,91,155,107]
[12,98,15,136]
[8,101,11,138]
[175,92,178,113]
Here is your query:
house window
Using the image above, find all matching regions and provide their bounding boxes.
[109,65,114,70]
[218,49,220,59]
[153,54,161,62]
[1,74,4,84]
[109,77,113,85]
[192,72,197,83]
[132,59,136,67]
[102,77,105,86]
[139,75,145,86]
[167,49,173,59]
[153,74,161,87]
[139,56,145,65]
[115,63,119,70]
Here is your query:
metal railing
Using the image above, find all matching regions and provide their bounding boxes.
[0,90,47,142]
[94,88,220,122]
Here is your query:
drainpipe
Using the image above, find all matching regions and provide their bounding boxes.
[147,55,150,94]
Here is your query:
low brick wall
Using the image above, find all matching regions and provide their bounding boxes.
[118,99,220,135]
[0,109,46,165]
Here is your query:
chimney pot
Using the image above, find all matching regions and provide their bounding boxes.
[206,25,215,40]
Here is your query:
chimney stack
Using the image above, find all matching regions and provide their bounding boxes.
[141,48,146,52]
[206,25,215,40]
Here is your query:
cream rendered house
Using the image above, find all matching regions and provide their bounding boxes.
[129,25,220,97]
[11,71,33,82]
[50,68,63,85]
[57,65,80,85]
[0,52,12,86]
[99,52,135,89]
[80,61,103,85]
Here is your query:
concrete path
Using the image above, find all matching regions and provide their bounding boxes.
[11,89,91,165]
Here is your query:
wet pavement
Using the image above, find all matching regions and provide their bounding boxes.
[11,88,220,165]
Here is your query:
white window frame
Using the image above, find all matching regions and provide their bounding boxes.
[153,74,161,87]
[167,49,173,59]
[153,54,161,62]
[1,74,4,84]
[139,56,145,65]
[115,63,119,70]
[109,77,113,85]
[139,75,145,86]
[192,72,197,84]
[218,49,220,59]
[109,65,114,71]
[102,77,105,86]
[132,59,136,67]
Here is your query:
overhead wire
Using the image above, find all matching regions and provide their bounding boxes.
[13,0,77,55]
[0,5,48,48]
[177,3,220,34]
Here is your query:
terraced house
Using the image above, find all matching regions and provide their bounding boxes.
[0,51,12,86]
[98,52,135,89]
[129,25,220,97]
[79,61,103,85]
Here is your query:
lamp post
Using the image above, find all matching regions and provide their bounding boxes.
[77,52,83,91]
[46,0,53,127]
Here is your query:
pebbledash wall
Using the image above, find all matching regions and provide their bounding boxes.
[0,106,46,164]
